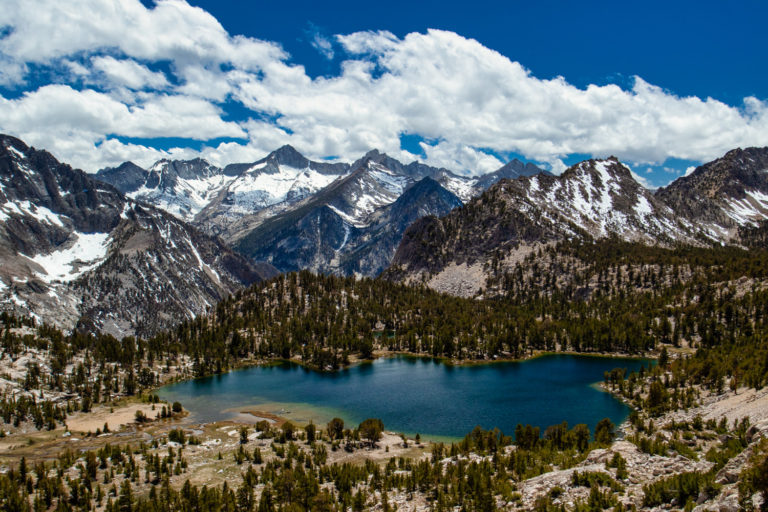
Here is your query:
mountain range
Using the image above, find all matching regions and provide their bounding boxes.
[3,130,768,335]
[387,149,768,295]
[95,145,547,276]
[0,135,277,338]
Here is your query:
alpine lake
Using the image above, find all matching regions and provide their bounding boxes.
[157,354,650,441]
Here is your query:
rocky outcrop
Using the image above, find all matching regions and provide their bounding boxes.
[656,147,768,239]
[513,441,713,510]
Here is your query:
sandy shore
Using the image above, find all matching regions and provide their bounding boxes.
[232,409,284,426]
[66,403,163,433]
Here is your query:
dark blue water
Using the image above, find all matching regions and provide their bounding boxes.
[157,354,649,440]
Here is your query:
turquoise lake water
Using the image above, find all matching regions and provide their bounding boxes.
[156,354,650,440]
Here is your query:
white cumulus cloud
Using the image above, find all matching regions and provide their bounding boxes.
[0,0,765,181]
[91,56,169,90]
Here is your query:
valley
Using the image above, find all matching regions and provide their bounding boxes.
[0,292,766,510]
[2,133,768,510]
[3,1,768,509]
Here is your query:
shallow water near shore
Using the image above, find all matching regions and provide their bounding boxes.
[157,354,650,440]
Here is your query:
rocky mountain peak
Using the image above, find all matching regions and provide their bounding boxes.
[95,161,148,194]
[0,134,28,155]
[115,161,143,172]
[722,146,768,164]
[352,150,462,184]
[655,146,768,231]
[473,158,547,191]
[353,149,400,172]
[95,157,234,222]
[392,177,463,216]
[565,157,633,182]
[497,157,543,177]
[266,144,310,169]
[148,157,218,181]
[387,154,705,291]
[664,147,768,193]
[1,135,70,180]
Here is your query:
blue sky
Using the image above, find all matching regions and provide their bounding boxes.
[1,0,766,187]
[188,0,766,102]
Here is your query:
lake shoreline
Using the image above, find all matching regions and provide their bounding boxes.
[157,352,651,440]
[157,347,655,385]
[274,347,655,373]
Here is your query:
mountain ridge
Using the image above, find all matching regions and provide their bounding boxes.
[655,146,768,239]
[386,149,768,296]
[0,134,277,337]
[93,146,545,227]
[232,155,464,275]
[94,145,546,277]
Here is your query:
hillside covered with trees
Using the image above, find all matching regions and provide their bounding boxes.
[139,239,768,394]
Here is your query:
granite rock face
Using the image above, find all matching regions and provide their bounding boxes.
[656,147,768,235]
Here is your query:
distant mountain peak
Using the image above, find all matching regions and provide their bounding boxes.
[150,157,214,170]
[494,157,545,176]
[116,160,141,170]
[357,149,396,169]
[473,157,546,191]
[266,144,310,168]
[655,146,768,229]
[272,144,301,155]
[94,161,148,195]
[567,157,634,182]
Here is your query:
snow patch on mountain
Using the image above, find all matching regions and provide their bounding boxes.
[553,159,626,236]
[187,236,220,284]
[27,232,110,283]
[6,145,25,160]
[337,223,351,252]
[1,200,66,227]
[129,173,235,220]
[227,165,341,213]
[594,160,620,214]
[438,175,475,201]
[634,195,653,216]
[528,176,541,194]
[326,204,360,227]
[724,190,768,225]
[288,169,341,198]
[330,163,412,228]
[368,166,409,195]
